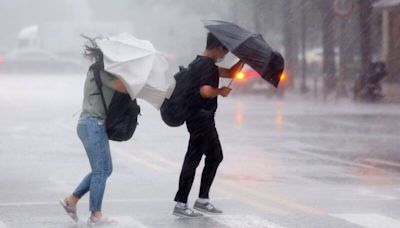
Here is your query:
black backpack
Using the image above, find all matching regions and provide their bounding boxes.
[92,65,141,142]
[160,59,205,127]
[160,67,189,127]
[160,59,202,127]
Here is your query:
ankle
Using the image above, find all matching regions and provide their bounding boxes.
[176,202,188,209]
[196,198,209,204]
[67,195,79,206]
[91,211,102,218]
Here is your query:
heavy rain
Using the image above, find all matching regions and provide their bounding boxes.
[0,0,399,227]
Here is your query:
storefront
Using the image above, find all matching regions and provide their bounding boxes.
[374,0,400,81]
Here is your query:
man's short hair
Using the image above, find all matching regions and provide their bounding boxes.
[206,33,228,51]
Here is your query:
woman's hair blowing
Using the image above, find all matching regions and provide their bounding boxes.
[81,34,104,69]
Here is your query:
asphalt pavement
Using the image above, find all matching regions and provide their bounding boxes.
[0,74,399,228]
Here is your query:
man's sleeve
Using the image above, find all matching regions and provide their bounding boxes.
[100,70,119,88]
[198,62,219,88]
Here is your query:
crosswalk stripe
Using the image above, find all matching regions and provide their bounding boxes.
[112,216,147,228]
[364,158,400,168]
[332,213,400,228]
[212,215,286,228]
[0,197,230,207]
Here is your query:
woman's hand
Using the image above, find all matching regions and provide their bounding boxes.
[111,80,129,94]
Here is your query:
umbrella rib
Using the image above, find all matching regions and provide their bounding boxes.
[105,52,156,71]
[99,38,156,54]
[231,35,256,52]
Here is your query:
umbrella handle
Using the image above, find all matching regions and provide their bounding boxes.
[228,62,245,88]
[228,78,234,88]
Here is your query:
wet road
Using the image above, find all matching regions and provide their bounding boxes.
[0,74,400,228]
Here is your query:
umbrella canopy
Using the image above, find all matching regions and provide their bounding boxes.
[203,20,284,88]
[96,33,175,109]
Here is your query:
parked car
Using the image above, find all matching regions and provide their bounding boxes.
[0,49,83,74]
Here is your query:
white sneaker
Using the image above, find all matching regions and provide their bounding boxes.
[194,201,223,214]
[59,198,78,222]
[173,205,203,218]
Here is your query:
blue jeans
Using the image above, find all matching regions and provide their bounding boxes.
[73,116,112,212]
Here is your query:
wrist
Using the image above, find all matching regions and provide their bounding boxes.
[216,88,222,96]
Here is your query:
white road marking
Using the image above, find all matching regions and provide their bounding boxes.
[364,158,400,168]
[0,215,146,227]
[112,216,147,228]
[0,199,173,207]
[212,215,286,228]
[356,188,398,200]
[0,197,230,207]
[332,213,400,228]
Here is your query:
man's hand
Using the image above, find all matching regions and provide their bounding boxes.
[218,86,232,97]
[218,60,245,78]
[200,85,232,98]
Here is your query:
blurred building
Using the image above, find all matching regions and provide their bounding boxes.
[374,0,400,81]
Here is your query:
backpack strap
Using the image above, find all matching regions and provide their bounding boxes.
[188,56,202,69]
[91,65,108,114]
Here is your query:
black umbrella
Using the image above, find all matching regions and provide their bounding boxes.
[203,20,284,88]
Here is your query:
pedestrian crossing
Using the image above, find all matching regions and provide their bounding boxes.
[212,215,285,228]
[2,213,400,228]
[332,213,400,228]
[112,216,147,228]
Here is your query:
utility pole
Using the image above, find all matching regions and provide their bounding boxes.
[333,0,356,99]
[337,18,349,99]
[282,0,299,96]
[300,0,308,93]
[357,0,373,100]
[322,0,336,99]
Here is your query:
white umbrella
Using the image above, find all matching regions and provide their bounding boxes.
[96,33,175,109]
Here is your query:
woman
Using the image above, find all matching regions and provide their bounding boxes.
[60,37,128,226]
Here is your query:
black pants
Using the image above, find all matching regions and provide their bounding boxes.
[174,116,223,204]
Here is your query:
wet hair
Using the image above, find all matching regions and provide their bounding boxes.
[81,34,104,69]
[206,33,227,51]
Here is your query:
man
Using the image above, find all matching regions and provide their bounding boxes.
[173,33,243,218]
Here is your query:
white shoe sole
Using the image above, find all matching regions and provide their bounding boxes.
[173,211,203,218]
[193,206,223,215]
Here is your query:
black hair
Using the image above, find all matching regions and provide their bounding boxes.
[206,33,227,51]
[81,34,104,70]
[81,35,104,63]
